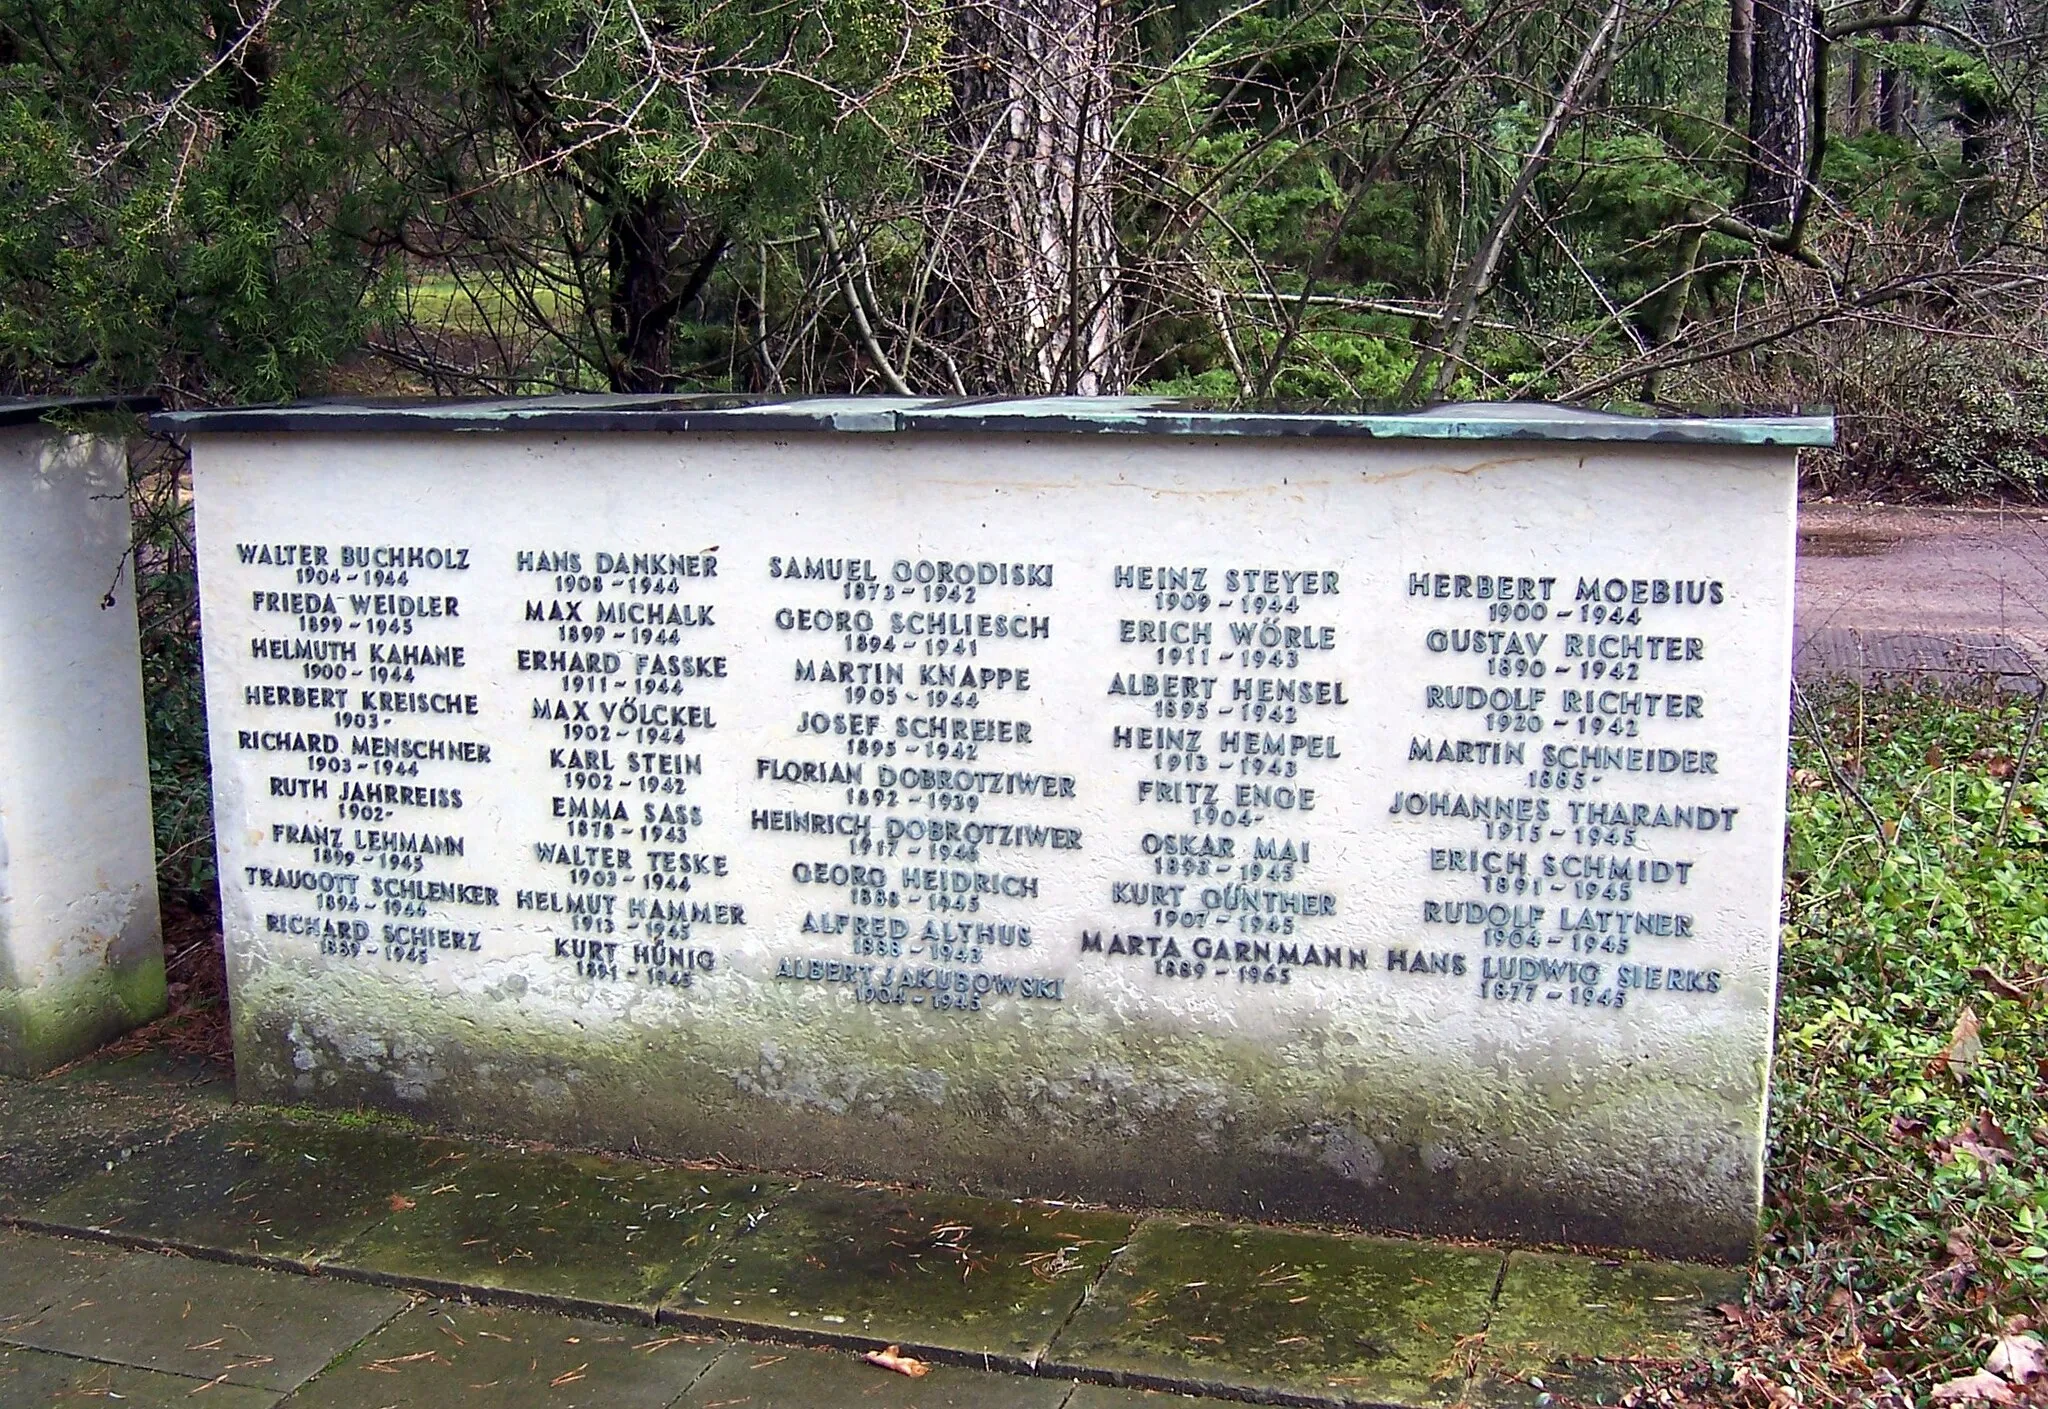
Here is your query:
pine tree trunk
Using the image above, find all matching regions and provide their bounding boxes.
[937,0,1126,394]
[1724,0,1753,130]
[1846,46,1866,133]
[1742,0,1817,231]
[1876,27,1908,134]
[604,190,725,394]
[607,187,680,394]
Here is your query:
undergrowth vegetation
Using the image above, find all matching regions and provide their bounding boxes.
[132,435,212,907]
[1733,685,2048,1403]
[1805,343,2048,503]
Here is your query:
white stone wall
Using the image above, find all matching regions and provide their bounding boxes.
[191,428,1794,1256]
[0,424,164,1072]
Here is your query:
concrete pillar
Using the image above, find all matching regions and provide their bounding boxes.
[0,401,166,1073]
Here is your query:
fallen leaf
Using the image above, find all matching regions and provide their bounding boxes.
[1947,1229,1978,1263]
[1943,1006,1984,1079]
[1734,1366,1798,1407]
[1986,755,2018,780]
[1890,1113,1931,1142]
[1952,1112,2017,1165]
[388,1194,416,1212]
[1988,1333,2045,1384]
[863,1346,929,1378]
[1972,966,2031,1002]
[1791,768,1824,791]
[1932,1370,2015,1404]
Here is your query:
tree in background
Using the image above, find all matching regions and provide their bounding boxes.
[357,0,947,394]
[0,0,392,400]
[930,0,1126,392]
[5,0,2048,499]
[1741,0,1818,234]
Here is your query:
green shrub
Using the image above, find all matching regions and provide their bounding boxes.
[1830,347,2048,501]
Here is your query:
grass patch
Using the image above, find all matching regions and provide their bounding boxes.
[1724,684,2048,1403]
[397,270,582,336]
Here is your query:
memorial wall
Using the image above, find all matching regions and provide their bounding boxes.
[173,398,1827,1259]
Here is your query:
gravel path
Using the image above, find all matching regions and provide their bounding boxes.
[1796,504,2048,683]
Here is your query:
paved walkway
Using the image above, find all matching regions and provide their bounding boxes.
[0,1052,1735,1408]
[1796,505,2048,682]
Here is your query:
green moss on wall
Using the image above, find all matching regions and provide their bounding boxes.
[0,946,167,1076]
[229,964,1763,1260]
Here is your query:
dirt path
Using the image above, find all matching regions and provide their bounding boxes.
[1796,504,2048,682]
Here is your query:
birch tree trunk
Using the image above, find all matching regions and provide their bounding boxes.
[937,0,1126,394]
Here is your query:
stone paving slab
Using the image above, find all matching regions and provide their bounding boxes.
[0,1062,1739,1407]
[0,1061,222,1212]
[1469,1252,1746,1405]
[34,1113,465,1265]
[670,1181,1135,1365]
[277,1300,724,1408]
[331,1145,788,1317]
[678,1342,1072,1408]
[0,1243,407,1390]
[0,1344,280,1407]
[0,1226,129,1333]
[1044,1219,1505,1407]
[1065,1386,1214,1407]
[50,1049,237,1097]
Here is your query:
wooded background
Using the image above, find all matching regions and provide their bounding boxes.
[3,0,2046,495]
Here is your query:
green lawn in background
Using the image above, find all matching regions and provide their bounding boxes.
[397,271,582,335]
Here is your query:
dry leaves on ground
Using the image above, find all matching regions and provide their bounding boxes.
[1933,1370,2016,1404]
[863,1345,929,1378]
[1932,1330,2048,1405]
[1937,1112,2018,1166]
[1990,1334,2045,1385]
[1735,1365,1800,1407]
[1942,1006,1985,1079]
